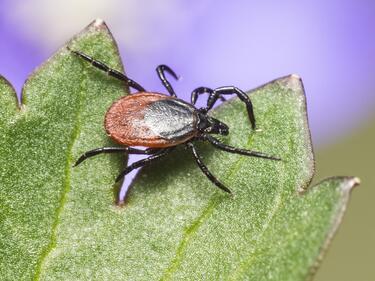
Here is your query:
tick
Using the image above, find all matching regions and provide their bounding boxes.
[71,49,280,197]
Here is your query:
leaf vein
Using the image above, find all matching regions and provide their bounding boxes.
[160,129,256,280]
[33,65,86,280]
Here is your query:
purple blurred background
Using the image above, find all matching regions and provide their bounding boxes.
[1,1,374,280]
[1,0,374,146]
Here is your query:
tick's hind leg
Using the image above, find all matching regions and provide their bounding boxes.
[74,146,159,167]
[115,148,173,182]
[69,48,146,92]
[186,142,232,194]
[156,64,179,97]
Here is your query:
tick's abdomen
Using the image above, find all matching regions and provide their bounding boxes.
[104,92,199,148]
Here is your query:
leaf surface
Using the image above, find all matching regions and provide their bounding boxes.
[0,20,358,281]
[0,19,126,280]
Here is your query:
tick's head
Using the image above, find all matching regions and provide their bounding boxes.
[197,112,229,136]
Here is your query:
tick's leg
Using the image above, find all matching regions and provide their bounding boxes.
[156,64,179,97]
[69,48,146,92]
[191,87,214,105]
[207,86,256,130]
[204,135,281,161]
[191,87,226,111]
[74,146,159,167]
[115,148,173,182]
[186,142,231,194]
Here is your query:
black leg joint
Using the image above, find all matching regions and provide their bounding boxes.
[191,87,214,105]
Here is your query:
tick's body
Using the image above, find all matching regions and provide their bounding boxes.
[70,48,280,203]
[105,93,198,148]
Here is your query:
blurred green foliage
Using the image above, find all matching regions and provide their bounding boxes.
[314,117,375,281]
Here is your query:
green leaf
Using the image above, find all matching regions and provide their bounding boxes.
[0,20,358,281]
[0,19,126,280]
